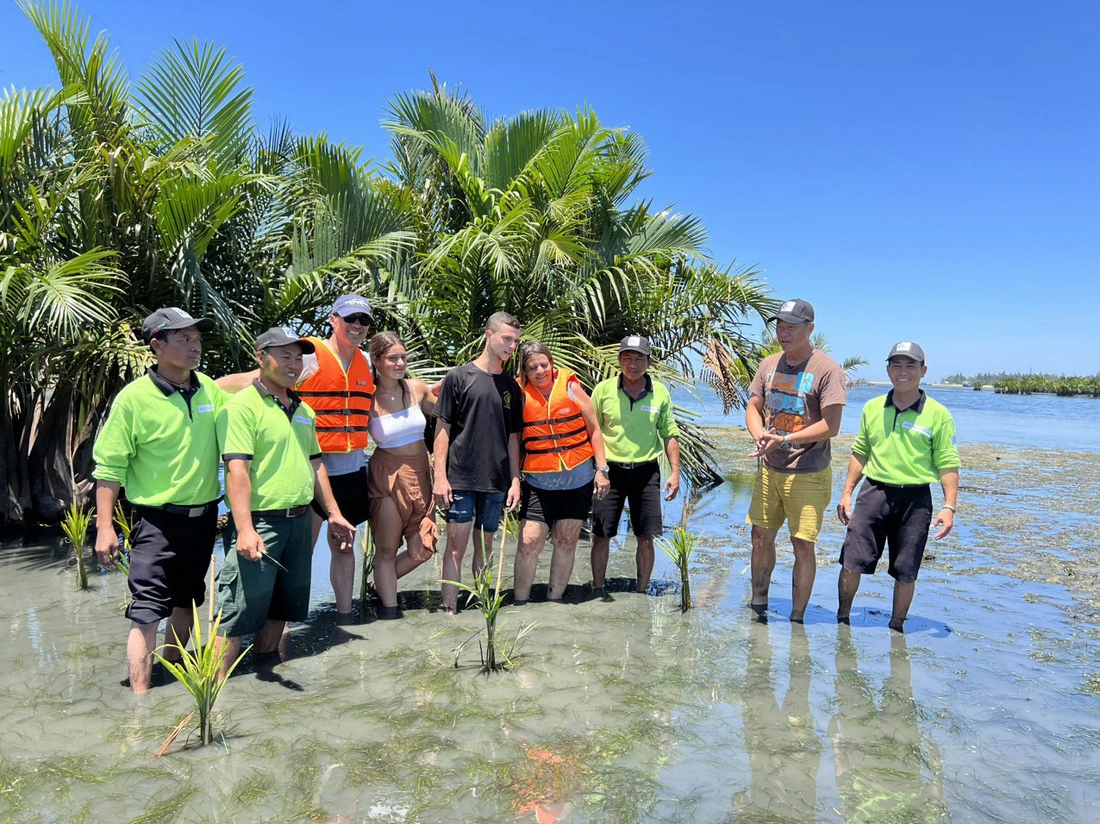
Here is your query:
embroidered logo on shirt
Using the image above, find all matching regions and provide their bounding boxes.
[294,414,312,425]
[902,421,932,437]
[640,405,659,413]
[197,404,214,414]
[502,391,512,410]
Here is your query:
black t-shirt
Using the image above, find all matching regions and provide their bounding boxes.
[434,363,523,492]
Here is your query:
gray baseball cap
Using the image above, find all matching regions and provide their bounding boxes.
[142,307,214,341]
[886,341,926,362]
[619,334,652,356]
[767,299,815,324]
[256,326,316,354]
[331,294,373,319]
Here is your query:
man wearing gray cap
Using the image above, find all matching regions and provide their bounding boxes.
[92,307,225,692]
[214,327,356,672]
[589,334,681,597]
[835,342,959,631]
[217,294,375,621]
[746,299,847,622]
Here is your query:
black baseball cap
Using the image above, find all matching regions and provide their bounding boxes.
[886,341,926,363]
[141,307,214,341]
[619,335,652,356]
[767,299,815,324]
[255,326,316,354]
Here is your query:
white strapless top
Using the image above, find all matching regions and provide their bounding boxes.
[369,403,428,449]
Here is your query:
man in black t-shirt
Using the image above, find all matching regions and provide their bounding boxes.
[433,312,524,613]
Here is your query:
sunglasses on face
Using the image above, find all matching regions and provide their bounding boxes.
[340,314,372,326]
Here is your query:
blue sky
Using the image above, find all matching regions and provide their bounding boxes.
[4,0,1097,380]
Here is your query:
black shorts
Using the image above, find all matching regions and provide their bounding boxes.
[126,504,218,625]
[591,461,663,539]
[311,465,370,525]
[518,480,593,527]
[838,479,933,583]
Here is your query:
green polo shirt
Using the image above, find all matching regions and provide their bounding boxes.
[92,369,226,506]
[852,390,960,486]
[217,380,322,511]
[591,374,680,463]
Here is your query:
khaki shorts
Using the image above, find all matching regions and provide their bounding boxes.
[746,464,833,542]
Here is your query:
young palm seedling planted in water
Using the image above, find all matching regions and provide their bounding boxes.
[153,604,249,751]
[113,503,134,607]
[358,524,376,607]
[443,513,530,672]
[60,502,93,590]
[659,527,697,612]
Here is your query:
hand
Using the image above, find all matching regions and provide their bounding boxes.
[594,471,610,501]
[933,508,954,540]
[506,477,521,511]
[836,493,854,525]
[327,514,357,553]
[663,471,681,501]
[236,527,265,562]
[748,429,783,458]
[94,526,120,567]
[433,477,453,510]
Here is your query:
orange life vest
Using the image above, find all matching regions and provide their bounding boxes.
[521,368,595,473]
[296,337,374,453]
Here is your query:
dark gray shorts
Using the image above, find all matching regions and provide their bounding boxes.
[591,461,663,539]
[838,480,933,583]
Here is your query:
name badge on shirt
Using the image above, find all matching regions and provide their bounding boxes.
[902,421,932,437]
[294,414,312,426]
[196,404,214,414]
[640,405,659,414]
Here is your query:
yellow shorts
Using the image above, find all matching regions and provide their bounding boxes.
[746,464,833,542]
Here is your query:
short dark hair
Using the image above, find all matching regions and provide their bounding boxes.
[486,311,521,333]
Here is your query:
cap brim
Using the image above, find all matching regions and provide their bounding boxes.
[886,354,922,362]
[619,346,651,356]
[768,313,810,324]
[162,317,215,332]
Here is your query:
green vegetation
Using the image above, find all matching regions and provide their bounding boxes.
[59,502,92,589]
[2,0,774,527]
[659,527,697,613]
[943,372,1100,396]
[153,605,249,749]
[357,524,375,607]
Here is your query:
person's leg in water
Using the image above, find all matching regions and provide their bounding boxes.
[547,519,583,600]
[789,536,817,622]
[750,526,779,614]
[514,519,549,604]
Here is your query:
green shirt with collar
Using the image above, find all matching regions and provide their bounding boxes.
[591,373,680,463]
[217,379,322,511]
[92,368,226,506]
[852,390,960,486]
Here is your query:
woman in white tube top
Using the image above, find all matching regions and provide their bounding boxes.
[366,332,438,618]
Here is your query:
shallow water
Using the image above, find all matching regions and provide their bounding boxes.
[2,433,1100,822]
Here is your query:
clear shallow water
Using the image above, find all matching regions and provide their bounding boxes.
[675,383,1100,452]
[3,427,1100,820]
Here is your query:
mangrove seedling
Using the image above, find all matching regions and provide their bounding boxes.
[659,527,697,613]
[113,503,134,607]
[442,512,516,672]
[60,502,93,590]
[154,604,250,750]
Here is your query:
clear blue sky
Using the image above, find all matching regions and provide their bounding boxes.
[4,0,1097,380]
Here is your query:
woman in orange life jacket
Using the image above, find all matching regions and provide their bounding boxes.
[513,342,610,604]
[365,332,439,619]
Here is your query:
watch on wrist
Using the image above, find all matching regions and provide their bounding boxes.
[596,465,610,473]
[781,435,793,451]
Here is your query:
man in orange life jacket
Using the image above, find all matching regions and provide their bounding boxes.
[217,294,375,621]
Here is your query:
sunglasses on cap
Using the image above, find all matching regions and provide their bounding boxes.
[340,314,372,326]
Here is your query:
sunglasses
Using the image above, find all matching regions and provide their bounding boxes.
[340,314,372,326]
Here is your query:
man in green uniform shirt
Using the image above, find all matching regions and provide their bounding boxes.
[590,335,681,596]
[93,307,225,693]
[835,341,960,632]
[214,327,356,675]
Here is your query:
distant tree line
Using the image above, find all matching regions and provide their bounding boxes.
[942,373,1100,397]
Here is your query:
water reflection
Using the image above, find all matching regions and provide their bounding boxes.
[733,621,822,820]
[830,629,947,823]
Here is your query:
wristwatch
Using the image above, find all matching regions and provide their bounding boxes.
[780,435,793,451]
[596,465,610,474]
